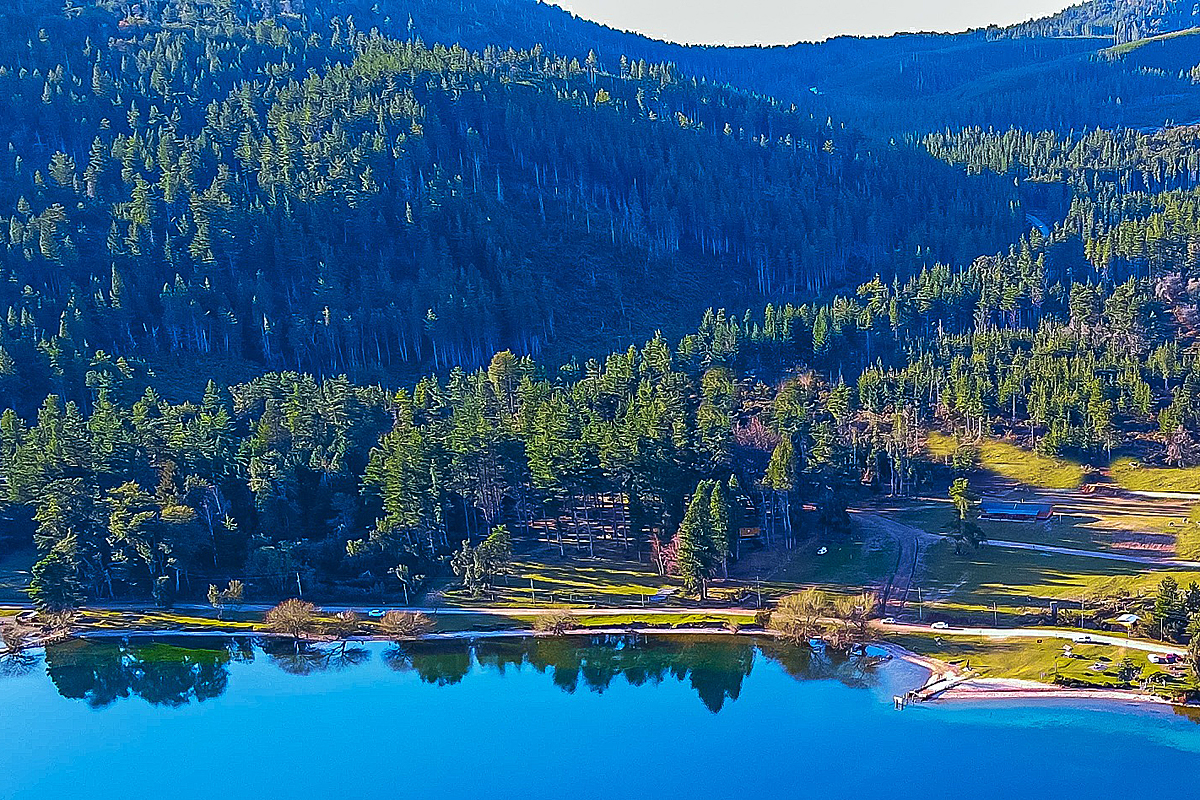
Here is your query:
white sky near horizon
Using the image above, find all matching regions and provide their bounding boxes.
[543,0,1078,46]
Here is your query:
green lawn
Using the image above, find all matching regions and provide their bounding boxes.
[892,499,1188,557]
[431,556,682,608]
[1178,508,1200,561]
[745,533,898,597]
[1110,458,1200,494]
[979,440,1087,489]
[509,611,757,629]
[897,529,1200,628]
[923,433,1087,489]
[889,631,1198,697]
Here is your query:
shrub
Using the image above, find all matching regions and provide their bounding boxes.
[534,608,576,635]
[264,599,320,640]
[768,589,828,643]
[378,611,434,640]
[1,624,33,654]
[327,610,361,640]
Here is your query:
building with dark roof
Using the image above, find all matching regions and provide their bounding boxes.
[978,499,1054,521]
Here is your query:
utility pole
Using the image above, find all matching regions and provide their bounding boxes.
[296,571,303,597]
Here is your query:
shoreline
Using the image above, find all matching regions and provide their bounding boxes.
[4,620,1191,710]
[867,642,1186,709]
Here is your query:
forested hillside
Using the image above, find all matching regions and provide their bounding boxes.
[392,0,1200,134]
[0,0,1030,415]
[1006,0,1200,42]
[4,0,1200,609]
[6,180,1200,606]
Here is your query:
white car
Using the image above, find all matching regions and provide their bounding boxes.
[366,609,386,618]
[881,617,897,625]
[930,621,949,630]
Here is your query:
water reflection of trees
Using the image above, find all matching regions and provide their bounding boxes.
[32,635,879,713]
[0,651,39,680]
[44,637,246,708]
[384,635,876,713]
[260,639,371,676]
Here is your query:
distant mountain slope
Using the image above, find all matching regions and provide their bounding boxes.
[1006,0,1200,43]
[380,0,1200,134]
[0,0,1022,410]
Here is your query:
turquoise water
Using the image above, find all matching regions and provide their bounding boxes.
[1,634,1198,798]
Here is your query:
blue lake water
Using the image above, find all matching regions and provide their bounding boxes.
[1,634,1198,798]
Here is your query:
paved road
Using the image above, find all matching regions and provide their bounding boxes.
[877,621,1187,656]
[985,538,1200,568]
[0,601,740,617]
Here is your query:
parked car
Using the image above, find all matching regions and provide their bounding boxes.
[930,621,949,630]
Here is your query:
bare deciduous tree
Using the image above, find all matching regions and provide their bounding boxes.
[265,599,320,641]
[378,611,434,640]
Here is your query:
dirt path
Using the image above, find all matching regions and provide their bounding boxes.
[0,601,746,617]
[850,510,940,616]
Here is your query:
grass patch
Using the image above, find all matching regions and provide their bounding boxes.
[909,534,1200,628]
[925,431,958,458]
[746,535,898,596]
[572,612,755,628]
[1110,458,1200,494]
[434,557,678,608]
[923,433,1086,489]
[427,612,527,632]
[979,440,1086,489]
[889,631,1198,696]
[1178,508,1200,561]
[78,609,259,631]
[1103,26,1200,57]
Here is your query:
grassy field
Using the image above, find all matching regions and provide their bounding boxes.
[33,606,757,638]
[925,431,959,459]
[889,630,1198,696]
[1110,458,1200,494]
[740,532,898,597]
[921,540,1200,628]
[432,556,686,608]
[1179,508,1200,561]
[979,440,1087,489]
[507,611,757,629]
[924,433,1087,489]
[874,504,1200,627]
[890,498,1188,556]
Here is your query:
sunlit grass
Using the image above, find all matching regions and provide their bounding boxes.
[979,440,1086,489]
[925,430,958,458]
[888,631,1198,695]
[1110,458,1200,494]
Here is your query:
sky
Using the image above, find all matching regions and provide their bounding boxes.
[544,0,1078,46]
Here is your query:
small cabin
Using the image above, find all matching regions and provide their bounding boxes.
[978,499,1054,522]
